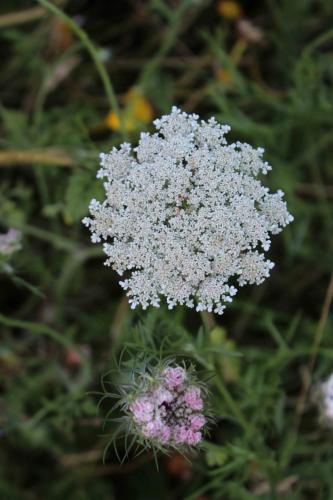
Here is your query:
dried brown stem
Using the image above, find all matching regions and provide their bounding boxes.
[60,448,152,475]
[0,149,76,167]
[0,0,66,28]
[296,183,333,199]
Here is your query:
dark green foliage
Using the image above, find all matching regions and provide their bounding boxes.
[0,0,333,498]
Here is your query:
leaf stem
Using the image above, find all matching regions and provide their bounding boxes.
[36,0,127,140]
[138,1,189,90]
[215,376,252,439]
[0,312,72,347]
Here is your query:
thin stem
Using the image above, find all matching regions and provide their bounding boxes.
[138,1,189,90]
[215,376,252,439]
[10,222,76,252]
[199,310,251,437]
[309,272,333,372]
[200,310,216,331]
[302,28,333,59]
[36,0,127,140]
[280,273,333,469]
[0,312,72,348]
[0,5,48,27]
[0,148,75,167]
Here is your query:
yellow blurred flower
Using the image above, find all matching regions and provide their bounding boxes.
[127,89,154,123]
[105,111,121,130]
[105,88,154,132]
[215,39,248,88]
[217,0,243,20]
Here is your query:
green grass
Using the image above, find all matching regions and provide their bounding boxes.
[1,0,333,498]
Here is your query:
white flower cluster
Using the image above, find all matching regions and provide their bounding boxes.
[83,107,293,314]
[319,373,333,423]
[0,229,21,256]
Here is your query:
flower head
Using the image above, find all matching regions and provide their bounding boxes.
[120,362,208,450]
[84,107,293,314]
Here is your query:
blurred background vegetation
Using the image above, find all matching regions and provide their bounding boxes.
[1,0,333,498]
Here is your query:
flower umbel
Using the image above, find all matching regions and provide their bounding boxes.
[83,107,293,314]
[117,363,208,450]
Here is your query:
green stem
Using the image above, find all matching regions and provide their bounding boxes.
[200,310,216,332]
[10,222,76,252]
[0,312,72,348]
[199,310,251,436]
[36,0,127,140]
[138,1,188,90]
[302,28,333,59]
[215,376,252,439]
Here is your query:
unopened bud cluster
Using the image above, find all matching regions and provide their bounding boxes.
[123,364,208,448]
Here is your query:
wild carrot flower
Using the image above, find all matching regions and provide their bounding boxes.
[83,107,293,314]
[113,363,209,450]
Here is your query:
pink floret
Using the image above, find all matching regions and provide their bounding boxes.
[144,420,171,444]
[187,429,202,444]
[189,414,205,430]
[163,367,186,388]
[174,425,189,444]
[159,424,171,444]
[186,430,202,445]
[130,397,154,423]
[153,387,174,404]
[174,425,202,445]
[144,420,160,438]
[184,386,203,410]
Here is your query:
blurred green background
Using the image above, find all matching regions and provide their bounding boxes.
[1,0,333,498]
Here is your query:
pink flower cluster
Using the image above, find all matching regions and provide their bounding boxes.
[129,366,206,447]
